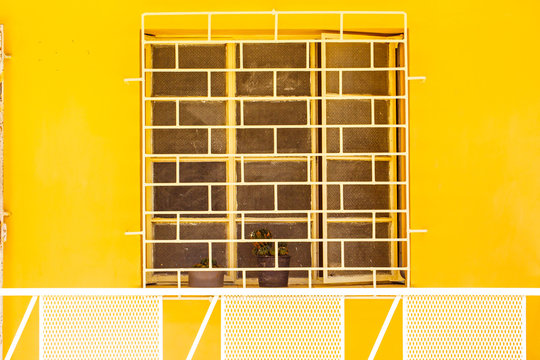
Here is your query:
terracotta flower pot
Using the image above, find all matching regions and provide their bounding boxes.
[188,270,225,288]
[256,255,290,287]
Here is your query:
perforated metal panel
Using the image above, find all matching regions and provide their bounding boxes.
[40,296,163,360]
[404,295,526,360]
[222,295,344,360]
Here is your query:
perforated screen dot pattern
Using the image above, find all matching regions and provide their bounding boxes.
[39,296,163,360]
[404,295,526,360]
[222,295,344,360]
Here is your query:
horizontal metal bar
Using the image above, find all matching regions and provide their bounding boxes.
[148,266,407,272]
[144,238,408,244]
[144,124,406,129]
[145,152,406,158]
[143,11,407,16]
[145,209,406,215]
[144,39,405,45]
[2,288,539,297]
[144,95,406,101]
[145,181,406,186]
[144,67,406,73]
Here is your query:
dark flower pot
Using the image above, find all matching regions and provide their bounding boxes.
[188,270,225,288]
[256,255,290,287]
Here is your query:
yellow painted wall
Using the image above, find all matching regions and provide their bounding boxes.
[0,0,539,359]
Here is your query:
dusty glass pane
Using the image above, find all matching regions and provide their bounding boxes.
[152,129,208,154]
[326,43,370,68]
[278,185,311,211]
[152,45,175,69]
[326,100,371,124]
[177,44,226,69]
[178,162,226,183]
[277,128,310,153]
[236,72,273,96]
[236,129,274,154]
[342,128,389,153]
[240,43,307,68]
[179,101,226,125]
[373,43,390,68]
[276,71,311,96]
[241,161,307,182]
[152,72,207,97]
[327,160,371,182]
[242,101,307,125]
[237,185,274,211]
[153,162,176,183]
[343,185,390,210]
[153,186,207,212]
[152,101,176,126]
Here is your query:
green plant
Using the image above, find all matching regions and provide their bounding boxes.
[250,229,289,256]
[193,258,219,268]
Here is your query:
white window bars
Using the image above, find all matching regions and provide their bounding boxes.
[139,11,416,288]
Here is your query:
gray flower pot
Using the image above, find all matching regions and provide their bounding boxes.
[188,270,225,288]
[256,255,290,287]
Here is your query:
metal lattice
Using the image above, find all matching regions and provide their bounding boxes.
[404,295,526,360]
[221,295,344,360]
[39,296,163,360]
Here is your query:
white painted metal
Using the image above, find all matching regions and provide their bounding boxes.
[368,296,401,360]
[221,295,344,360]
[186,295,218,360]
[39,295,162,360]
[142,11,410,288]
[5,296,37,360]
[1,288,540,297]
[404,295,526,360]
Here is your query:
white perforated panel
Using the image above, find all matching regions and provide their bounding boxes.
[221,295,344,360]
[40,296,162,360]
[404,295,526,360]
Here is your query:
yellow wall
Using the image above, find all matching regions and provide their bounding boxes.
[0,0,539,359]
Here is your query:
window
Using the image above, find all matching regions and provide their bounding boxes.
[142,12,408,287]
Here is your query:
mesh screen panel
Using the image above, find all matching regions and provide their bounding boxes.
[222,296,344,360]
[404,295,526,360]
[40,296,162,360]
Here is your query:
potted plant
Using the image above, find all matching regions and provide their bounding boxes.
[251,229,290,287]
[188,258,225,288]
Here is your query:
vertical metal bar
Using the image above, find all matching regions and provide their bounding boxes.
[176,100,180,127]
[5,296,37,360]
[273,128,277,154]
[338,70,343,95]
[339,184,344,210]
[273,70,277,97]
[242,271,246,288]
[208,241,213,268]
[373,270,377,288]
[208,185,212,211]
[208,129,212,154]
[403,13,411,288]
[371,98,375,125]
[370,42,374,68]
[239,43,243,68]
[176,213,180,241]
[371,155,376,182]
[306,43,310,68]
[177,270,181,288]
[186,296,219,360]
[207,71,212,97]
[175,44,179,69]
[306,99,310,125]
[141,15,147,288]
[241,213,245,243]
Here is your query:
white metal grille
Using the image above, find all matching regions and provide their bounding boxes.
[221,295,344,360]
[39,296,163,360]
[404,295,526,360]
[141,11,410,288]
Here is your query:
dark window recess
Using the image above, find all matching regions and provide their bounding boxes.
[236,128,274,154]
[242,101,307,125]
[152,129,208,154]
[327,100,371,125]
[152,101,176,126]
[177,45,226,69]
[179,101,226,125]
[240,161,307,182]
[277,128,311,153]
[240,43,307,68]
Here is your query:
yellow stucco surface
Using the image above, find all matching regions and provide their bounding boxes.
[0,1,539,359]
